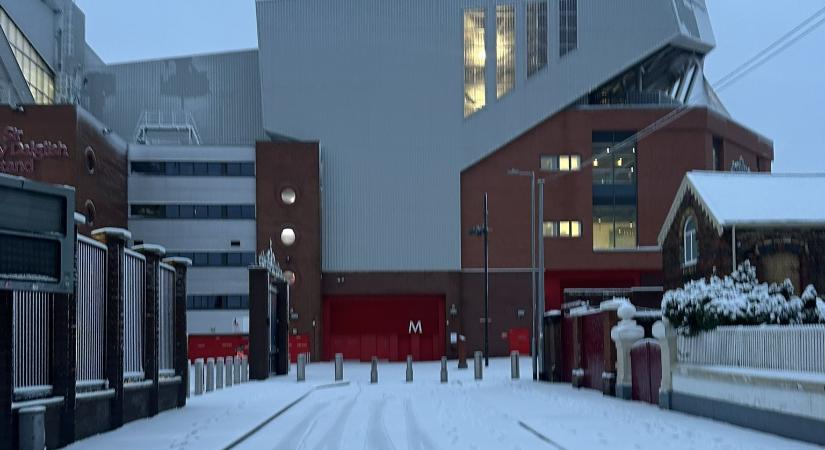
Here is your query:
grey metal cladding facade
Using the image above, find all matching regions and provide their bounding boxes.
[256,0,713,273]
[82,49,266,146]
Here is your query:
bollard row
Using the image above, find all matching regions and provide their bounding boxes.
[316,352,510,384]
[191,355,250,397]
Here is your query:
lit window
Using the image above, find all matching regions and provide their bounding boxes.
[543,221,581,238]
[281,227,296,246]
[559,0,578,57]
[526,1,548,76]
[0,8,55,104]
[496,5,515,98]
[464,8,486,117]
[541,155,580,172]
[683,217,698,266]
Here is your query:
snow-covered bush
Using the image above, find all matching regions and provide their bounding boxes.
[662,261,825,334]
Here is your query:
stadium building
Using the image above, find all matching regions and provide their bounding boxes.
[0,0,772,361]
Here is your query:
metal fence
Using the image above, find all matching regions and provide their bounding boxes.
[158,263,176,376]
[677,324,825,373]
[12,291,52,397]
[123,249,146,381]
[76,236,107,385]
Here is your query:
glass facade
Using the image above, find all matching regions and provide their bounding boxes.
[526,1,548,76]
[0,8,54,104]
[559,0,578,57]
[592,131,637,250]
[496,5,515,98]
[464,8,486,117]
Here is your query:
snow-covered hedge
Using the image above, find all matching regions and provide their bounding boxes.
[662,261,825,334]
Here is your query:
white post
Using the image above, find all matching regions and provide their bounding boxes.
[511,351,520,379]
[334,353,343,381]
[474,351,483,380]
[194,358,204,395]
[216,357,225,389]
[205,358,215,392]
[225,356,234,387]
[440,356,448,383]
[234,356,242,383]
[371,356,378,384]
[653,319,677,409]
[406,355,413,383]
[297,353,306,382]
[241,356,249,382]
[610,303,644,400]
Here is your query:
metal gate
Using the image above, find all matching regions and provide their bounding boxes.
[123,249,146,381]
[76,235,107,385]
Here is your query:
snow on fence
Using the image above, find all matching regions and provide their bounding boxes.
[12,291,52,397]
[76,235,107,384]
[677,325,825,373]
[123,249,146,381]
[158,263,176,377]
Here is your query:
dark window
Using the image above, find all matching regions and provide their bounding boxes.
[241,252,255,266]
[207,162,223,176]
[527,1,548,77]
[165,162,179,176]
[227,253,242,266]
[131,204,164,218]
[165,205,179,218]
[193,162,209,176]
[208,205,224,219]
[207,253,224,266]
[240,163,255,177]
[230,240,241,247]
[227,205,242,218]
[193,205,208,218]
[192,253,208,266]
[179,205,194,218]
[186,294,250,310]
[241,205,255,219]
[131,161,164,174]
[179,162,194,176]
[226,163,241,176]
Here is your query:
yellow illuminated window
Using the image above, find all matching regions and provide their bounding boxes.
[544,221,581,238]
[464,8,486,117]
[541,155,581,172]
[0,8,55,104]
[496,5,515,98]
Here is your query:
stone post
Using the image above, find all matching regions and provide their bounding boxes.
[653,320,677,409]
[0,290,13,448]
[370,357,378,384]
[440,357,448,383]
[334,353,343,381]
[405,355,413,383]
[134,244,165,416]
[610,303,645,400]
[510,351,520,379]
[297,354,306,382]
[474,351,483,380]
[163,256,192,408]
[92,227,131,429]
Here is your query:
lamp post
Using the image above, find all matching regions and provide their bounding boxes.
[536,178,546,379]
[469,193,490,366]
[508,169,538,380]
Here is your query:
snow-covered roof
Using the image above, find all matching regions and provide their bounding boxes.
[658,171,825,245]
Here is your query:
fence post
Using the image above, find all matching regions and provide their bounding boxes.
[241,356,248,382]
[610,303,644,400]
[134,244,165,416]
[0,291,13,448]
[216,358,225,389]
[601,304,620,396]
[653,320,677,409]
[225,356,234,387]
[51,288,76,446]
[162,257,191,408]
[234,356,241,383]
[92,227,131,430]
[206,358,215,392]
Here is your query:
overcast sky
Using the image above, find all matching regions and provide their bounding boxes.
[76,0,825,173]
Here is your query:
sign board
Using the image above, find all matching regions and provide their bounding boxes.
[0,173,75,293]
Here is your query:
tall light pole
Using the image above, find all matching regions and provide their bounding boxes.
[507,169,538,380]
[469,193,490,366]
[536,178,546,380]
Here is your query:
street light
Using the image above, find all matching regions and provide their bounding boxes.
[507,168,539,380]
[468,193,490,367]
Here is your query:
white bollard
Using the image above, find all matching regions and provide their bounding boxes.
[225,356,234,387]
[216,357,225,389]
[474,351,483,380]
[194,358,205,395]
[234,356,242,383]
[334,353,344,381]
[511,351,520,379]
[241,356,249,382]
[297,353,306,382]
[206,358,215,392]
[370,357,378,384]
[187,360,192,397]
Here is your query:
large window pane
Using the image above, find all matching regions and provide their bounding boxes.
[559,0,578,57]
[464,8,486,117]
[527,1,548,76]
[496,5,515,98]
[0,7,55,104]
[592,131,637,249]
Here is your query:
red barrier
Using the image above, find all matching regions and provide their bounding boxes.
[188,334,248,361]
[289,334,311,363]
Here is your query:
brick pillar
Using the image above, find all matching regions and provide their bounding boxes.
[273,280,290,375]
[601,309,619,396]
[571,315,583,388]
[134,245,165,417]
[52,290,76,446]
[162,257,191,408]
[1,290,13,450]
[92,227,131,430]
[248,267,271,380]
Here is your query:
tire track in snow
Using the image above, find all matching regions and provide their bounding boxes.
[312,385,361,450]
[365,396,395,450]
[405,398,439,450]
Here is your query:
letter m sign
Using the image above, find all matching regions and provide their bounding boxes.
[408,320,423,334]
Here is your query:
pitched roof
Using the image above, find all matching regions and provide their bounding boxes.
[658,171,825,245]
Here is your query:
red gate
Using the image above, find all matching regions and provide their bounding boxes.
[630,339,662,404]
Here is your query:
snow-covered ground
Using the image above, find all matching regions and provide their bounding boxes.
[67,357,818,450]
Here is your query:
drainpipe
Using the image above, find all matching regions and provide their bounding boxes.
[731,226,737,273]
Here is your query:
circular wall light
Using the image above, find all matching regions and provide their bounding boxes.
[283,270,297,286]
[280,187,297,205]
[84,200,96,226]
[280,227,296,246]
[85,146,97,174]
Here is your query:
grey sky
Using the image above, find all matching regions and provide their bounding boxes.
[77,0,825,173]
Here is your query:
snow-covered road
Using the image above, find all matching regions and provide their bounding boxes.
[68,357,819,450]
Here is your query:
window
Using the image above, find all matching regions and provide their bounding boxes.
[130,204,255,219]
[683,216,698,266]
[543,220,581,238]
[592,131,637,249]
[527,1,548,76]
[0,8,55,104]
[186,295,250,310]
[130,161,255,177]
[167,252,256,267]
[496,5,515,98]
[541,154,580,171]
[464,8,486,117]
[559,0,578,57]
[131,162,165,175]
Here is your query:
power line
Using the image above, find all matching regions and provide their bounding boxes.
[549,5,825,179]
